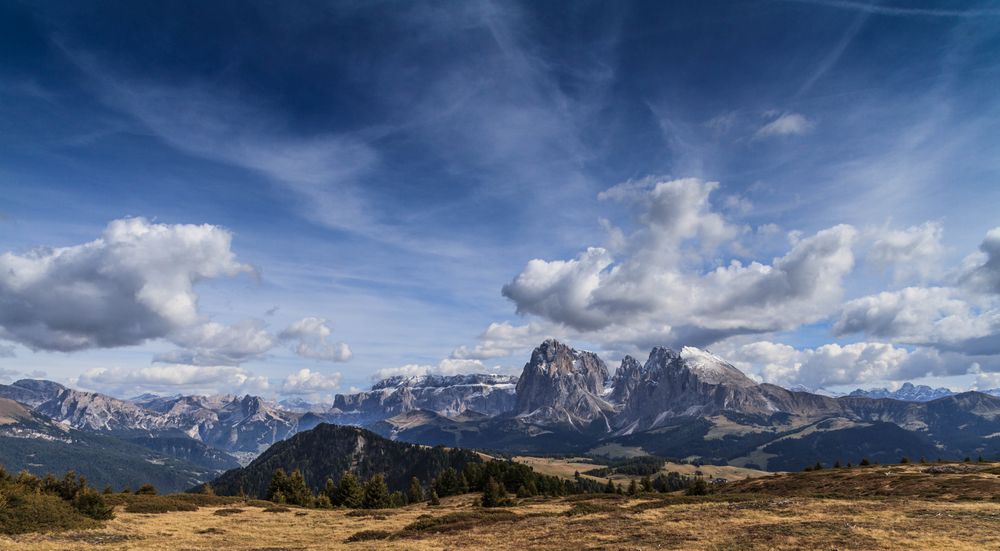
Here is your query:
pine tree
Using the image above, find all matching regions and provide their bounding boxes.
[314,494,333,509]
[481,476,510,507]
[604,478,616,494]
[362,474,391,509]
[860,458,871,466]
[640,476,653,492]
[627,479,639,496]
[813,462,823,471]
[685,477,709,496]
[200,482,215,495]
[136,483,157,496]
[390,490,406,508]
[408,477,424,504]
[335,472,364,508]
[267,469,288,502]
[900,457,909,464]
[324,478,337,503]
[428,490,440,506]
[285,469,312,506]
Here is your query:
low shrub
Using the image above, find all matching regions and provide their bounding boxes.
[401,510,518,534]
[345,529,393,542]
[124,497,198,514]
[0,493,100,535]
[212,508,244,516]
[263,506,291,513]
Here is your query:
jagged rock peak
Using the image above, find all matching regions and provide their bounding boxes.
[514,340,612,425]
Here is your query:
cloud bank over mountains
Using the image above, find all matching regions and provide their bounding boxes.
[0,218,349,398]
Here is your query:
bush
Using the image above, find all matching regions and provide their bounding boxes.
[345,529,393,542]
[124,497,198,514]
[135,484,157,496]
[684,478,709,496]
[73,490,115,520]
[0,493,100,535]
[263,506,291,513]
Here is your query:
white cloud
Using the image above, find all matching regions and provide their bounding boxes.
[754,112,813,139]
[451,321,561,360]
[727,340,945,389]
[76,364,270,396]
[960,227,1000,295]
[0,368,20,383]
[0,344,15,358]
[159,320,276,366]
[279,317,352,362]
[0,217,251,352]
[867,221,944,283]
[280,368,342,395]
[501,178,857,349]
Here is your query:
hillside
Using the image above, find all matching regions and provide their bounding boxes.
[0,398,223,493]
[210,423,482,497]
[6,461,1000,550]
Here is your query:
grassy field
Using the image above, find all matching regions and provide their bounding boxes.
[513,455,773,482]
[4,462,999,550]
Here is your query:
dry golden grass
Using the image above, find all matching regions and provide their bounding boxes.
[4,490,1000,550]
[512,455,773,483]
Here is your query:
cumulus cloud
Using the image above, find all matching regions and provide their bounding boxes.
[279,317,352,362]
[0,217,251,352]
[867,221,944,283]
[158,320,276,366]
[76,364,270,396]
[960,227,1000,294]
[280,368,342,395]
[451,322,562,360]
[727,340,945,389]
[501,178,857,349]
[0,218,353,368]
[754,112,813,139]
[372,358,501,382]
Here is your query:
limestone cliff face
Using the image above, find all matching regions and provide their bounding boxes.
[329,374,518,425]
[513,339,615,427]
[612,346,794,431]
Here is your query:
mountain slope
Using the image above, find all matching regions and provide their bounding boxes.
[0,398,219,492]
[210,423,482,497]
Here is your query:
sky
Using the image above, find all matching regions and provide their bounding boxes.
[2,0,1000,400]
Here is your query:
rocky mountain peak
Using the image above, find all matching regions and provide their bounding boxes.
[514,340,614,427]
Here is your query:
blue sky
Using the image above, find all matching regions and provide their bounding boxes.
[2,0,1000,399]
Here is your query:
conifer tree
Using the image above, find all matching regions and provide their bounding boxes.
[362,474,391,509]
[267,469,288,502]
[136,483,157,496]
[627,479,639,496]
[408,477,424,504]
[604,478,616,494]
[286,469,312,506]
[428,489,440,506]
[335,472,364,508]
[685,477,709,496]
[641,475,653,492]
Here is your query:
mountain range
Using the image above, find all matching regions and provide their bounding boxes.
[4,339,1000,487]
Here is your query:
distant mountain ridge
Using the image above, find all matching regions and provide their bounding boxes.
[6,339,1000,478]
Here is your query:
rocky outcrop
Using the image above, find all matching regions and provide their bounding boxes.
[329,373,518,425]
[514,339,615,427]
[0,379,67,407]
